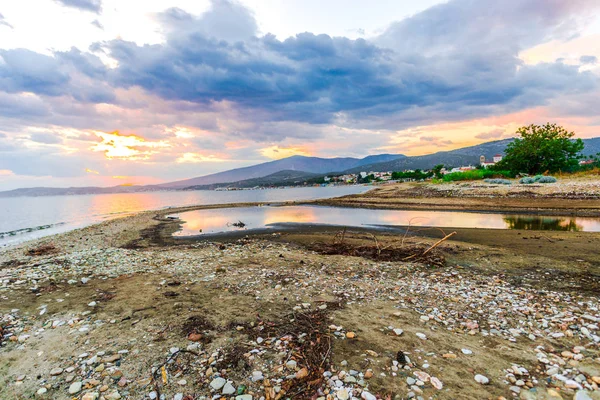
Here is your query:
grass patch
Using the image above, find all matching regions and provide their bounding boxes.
[442,169,514,182]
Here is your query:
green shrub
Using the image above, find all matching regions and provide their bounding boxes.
[442,169,514,182]
[537,176,557,183]
[484,178,512,185]
[519,177,536,184]
[533,175,544,182]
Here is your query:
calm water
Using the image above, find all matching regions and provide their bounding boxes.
[0,186,368,248]
[171,205,600,236]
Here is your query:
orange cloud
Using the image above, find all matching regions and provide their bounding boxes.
[260,145,311,159]
[176,153,228,163]
[91,130,170,160]
[85,168,100,174]
[0,169,14,176]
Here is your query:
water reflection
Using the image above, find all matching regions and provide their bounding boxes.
[171,206,600,236]
[503,216,581,231]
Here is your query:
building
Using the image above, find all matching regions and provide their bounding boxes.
[480,154,502,168]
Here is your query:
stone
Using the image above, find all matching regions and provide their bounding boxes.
[337,389,349,400]
[474,374,489,385]
[346,332,356,339]
[286,360,297,370]
[393,328,403,336]
[222,382,236,395]
[210,377,226,390]
[296,368,308,379]
[431,376,443,390]
[49,368,63,376]
[361,391,376,400]
[36,388,47,396]
[415,332,427,340]
[461,349,473,355]
[68,381,82,394]
[236,396,253,400]
[82,393,99,400]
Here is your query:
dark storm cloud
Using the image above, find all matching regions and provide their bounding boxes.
[1,0,599,140]
[54,0,102,13]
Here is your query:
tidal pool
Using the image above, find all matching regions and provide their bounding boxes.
[170,205,600,236]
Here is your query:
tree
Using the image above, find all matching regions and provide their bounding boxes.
[494,123,584,174]
[432,164,444,179]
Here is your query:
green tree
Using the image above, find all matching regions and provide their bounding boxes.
[494,123,584,174]
[432,164,444,179]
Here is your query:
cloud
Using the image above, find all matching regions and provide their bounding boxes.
[54,0,102,13]
[1,0,600,189]
[0,13,13,29]
[91,19,103,30]
[475,129,505,139]
[29,132,63,144]
[580,55,598,64]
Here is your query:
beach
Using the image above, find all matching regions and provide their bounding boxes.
[1,182,599,400]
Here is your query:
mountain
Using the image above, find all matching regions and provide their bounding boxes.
[0,185,161,198]
[184,170,321,190]
[158,153,404,188]
[346,137,600,173]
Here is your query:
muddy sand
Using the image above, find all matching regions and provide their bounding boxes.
[313,178,600,216]
[1,198,600,400]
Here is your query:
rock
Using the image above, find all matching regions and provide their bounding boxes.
[461,349,473,355]
[431,376,443,390]
[393,328,403,336]
[88,301,97,307]
[361,391,376,400]
[286,360,297,370]
[415,332,427,340]
[222,382,236,395]
[49,367,63,376]
[337,389,349,400]
[236,396,253,400]
[177,379,186,385]
[210,377,226,390]
[82,393,99,400]
[68,381,82,394]
[474,374,489,385]
[574,391,595,400]
[251,371,264,382]
[364,369,373,379]
[443,353,457,359]
[346,332,356,339]
[36,388,47,396]
[296,368,308,379]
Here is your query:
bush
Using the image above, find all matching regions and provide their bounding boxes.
[484,178,512,185]
[536,176,557,183]
[442,169,514,182]
[533,175,544,182]
[519,177,536,184]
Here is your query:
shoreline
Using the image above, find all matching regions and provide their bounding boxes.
[1,185,600,399]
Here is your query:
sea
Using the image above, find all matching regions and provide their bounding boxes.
[0,186,368,248]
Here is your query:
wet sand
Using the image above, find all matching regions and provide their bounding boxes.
[1,193,600,399]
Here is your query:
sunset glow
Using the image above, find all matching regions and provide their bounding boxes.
[0,0,599,190]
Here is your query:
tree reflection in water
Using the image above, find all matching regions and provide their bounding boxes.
[503,216,581,231]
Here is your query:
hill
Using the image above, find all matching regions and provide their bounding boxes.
[184,170,321,190]
[158,154,404,188]
[347,137,600,173]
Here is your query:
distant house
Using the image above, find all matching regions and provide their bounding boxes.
[579,159,595,165]
[480,154,502,168]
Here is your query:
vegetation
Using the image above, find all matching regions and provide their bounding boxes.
[483,178,512,185]
[520,175,557,184]
[494,123,584,174]
[391,169,433,180]
[442,169,514,182]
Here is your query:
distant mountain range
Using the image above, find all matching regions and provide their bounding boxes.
[1,137,598,197]
[157,154,404,188]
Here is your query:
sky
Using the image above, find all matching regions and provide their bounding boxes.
[1,0,599,190]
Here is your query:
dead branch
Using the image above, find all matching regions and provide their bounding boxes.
[421,231,457,256]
